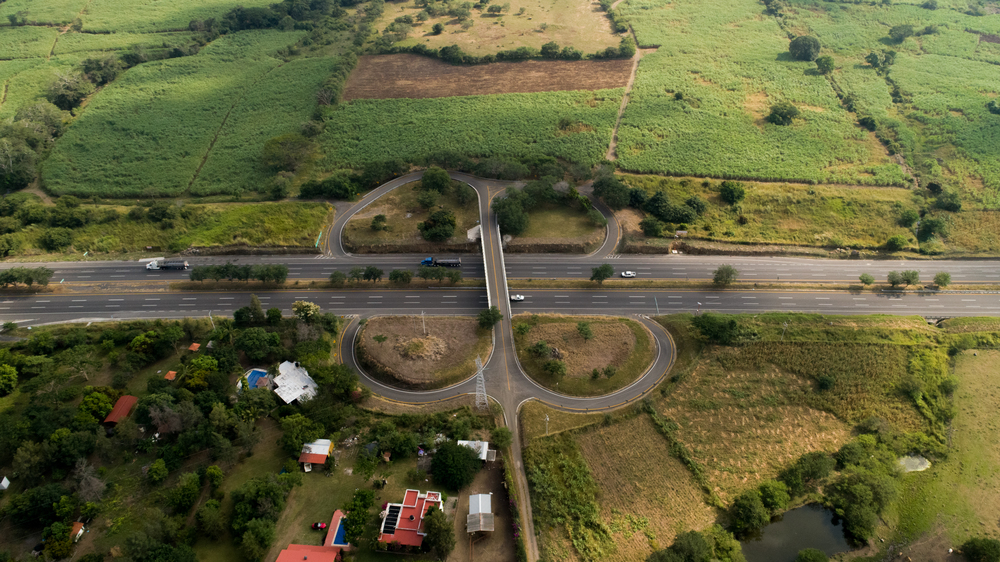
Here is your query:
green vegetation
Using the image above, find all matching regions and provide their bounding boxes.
[319,89,623,170]
[430,440,481,490]
[647,527,746,562]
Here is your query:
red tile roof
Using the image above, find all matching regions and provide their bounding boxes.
[71,522,84,542]
[104,395,138,424]
[164,371,177,381]
[299,453,328,464]
[377,490,442,547]
[275,544,341,562]
[188,343,201,352]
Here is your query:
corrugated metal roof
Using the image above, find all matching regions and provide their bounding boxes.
[104,395,138,424]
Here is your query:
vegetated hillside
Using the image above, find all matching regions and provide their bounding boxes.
[525,313,997,562]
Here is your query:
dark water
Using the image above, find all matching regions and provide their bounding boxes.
[741,504,852,562]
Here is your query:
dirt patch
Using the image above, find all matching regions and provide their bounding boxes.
[357,316,492,389]
[448,456,516,562]
[528,321,636,378]
[616,207,646,237]
[361,394,479,415]
[799,104,825,112]
[744,91,769,124]
[343,54,633,100]
[690,72,716,87]
[979,33,1000,44]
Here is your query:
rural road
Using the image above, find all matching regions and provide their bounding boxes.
[4,170,1000,562]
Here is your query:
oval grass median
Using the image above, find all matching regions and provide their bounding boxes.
[355,315,493,390]
[512,314,655,397]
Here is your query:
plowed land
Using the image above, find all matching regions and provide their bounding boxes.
[343,54,632,100]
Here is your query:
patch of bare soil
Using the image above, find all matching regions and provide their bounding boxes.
[343,54,632,100]
[616,207,645,237]
[530,321,635,378]
[447,456,516,562]
[358,316,491,388]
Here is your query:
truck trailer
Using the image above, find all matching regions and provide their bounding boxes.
[420,257,462,267]
[145,259,189,270]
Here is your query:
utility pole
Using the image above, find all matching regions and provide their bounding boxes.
[545,415,549,436]
[208,311,215,330]
[781,322,788,342]
[421,310,426,335]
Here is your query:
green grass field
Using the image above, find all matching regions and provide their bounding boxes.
[319,88,623,169]
[79,0,274,33]
[41,30,318,198]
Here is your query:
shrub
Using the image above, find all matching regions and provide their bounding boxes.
[712,265,739,286]
[767,101,800,126]
[795,549,829,562]
[730,490,770,535]
[640,216,664,237]
[884,235,907,251]
[758,480,790,512]
[418,209,456,241]
[859,273,874,286]
[962,537,1000,562]
[933,272,950,287]
[719,181,746,204]
[815,55,834,74]
[39,228,74,251]
[789,36,821,61]
[431,441,480,490]
[889,24,914,43]
[898,209,919,227]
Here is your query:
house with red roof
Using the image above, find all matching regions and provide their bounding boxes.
[103,395,138,425]
[275,510,350,562]
[298,438,332,472]
[377,489,442,548]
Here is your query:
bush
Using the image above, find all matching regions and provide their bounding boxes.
[795,549,829,562]
[719,181,746,204]
[477,306,502,328]
[758,480,790,512]
[692,313,739,344]
[897,209,919,227]
[730,490,770,535]
[418,209,456,241]
[712,265,739,286]
[859,273,874,286]
[39,228,74,251]
[889,24,914,43]
[962,537,1000,562]
[933,272,950,287]
[884,235,907,251]
[815,55,834,74]
[430,441,480,490]
[767,101,800,126]
[640,216,664,237]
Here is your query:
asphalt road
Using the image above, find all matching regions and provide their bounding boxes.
[23,255,1000,285]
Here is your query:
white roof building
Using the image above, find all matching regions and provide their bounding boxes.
[0,476,8,490]
[273,361,318,404]
[467,493,494,533]
[457,440,490,461]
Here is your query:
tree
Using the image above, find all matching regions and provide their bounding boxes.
[719,181,746,204]
[493,195,529,235]
[795,549,829,562]
[418,209,456,241]
[0,364,16,396]
[889,24,914,42]
[490,427,513,449]
[417,189,438,209]
[901,270,919,286]
[170,472,201,512]
[431,441,481,490]
[898,208,919,227]
[362,265,384,283]
[815,55,834,74]
[329,270,347,287]
[235,328,280,361]
[47,71,95,110]
[421,167,451,192]
[758,480,790,512]
[205,465,224,490]
[422,505,456,558]
[197,499,226,539]
[590,263,614,284]
[389,269,413,284]
[544,360,567,378]
[40,227,74,251]
[147,459,168,484]
[248,294,265,325]
[789,35,821,61]
[373,335,388,347]
[241,518,277,562]
[884,234,907,251]
[432,22,444,34]
[577,322,593,341]
[692,313,739,344]
[962,537,1000,562]
[934,272,950,287]
[541,41,560,58]
[292,300,321,322]
[640,216,664,237]
[370,214,388,231]
[477,306,502,329]
[767,101,800,125]
[713,264,739,286]
[887,271,903,287]
[280,413,325,456]
[730,490,770,535]
[262,133,316,172]
[266,307,282,325]
[859,273,875,286]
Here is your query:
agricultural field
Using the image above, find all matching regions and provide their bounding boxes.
[576,415,718,562]
[615,0,908,186]
[343,181,481,252]
[319,88,623,169]
[355,316,494,389]
[40,30,322,198]
[511,314,654,396]
[80,0,275,33]
[343,53,632,100]
[375,0,621,56]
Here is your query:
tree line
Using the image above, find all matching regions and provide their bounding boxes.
[188,263,289,284]
[0,266,53,288]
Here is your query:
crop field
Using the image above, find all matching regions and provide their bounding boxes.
[0,57,85,119]
[614,0,907,186]
[319,88,623,169]
[377,0,620,56]
[0,0,88,26]
[777,0,1000,196]
[0,26,59,59]
[344,53,632,100]
[53,31,197,55]
[343,181,481,250]
[80,0,274,33]
[576,415,717,562]
[41,30,314,198]
[512,314,654,396]
[356,316,493,388]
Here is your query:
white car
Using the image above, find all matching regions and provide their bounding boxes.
[621,271,637,278]
[510,294,525,302]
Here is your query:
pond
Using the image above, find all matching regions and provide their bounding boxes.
[741,504,852,562]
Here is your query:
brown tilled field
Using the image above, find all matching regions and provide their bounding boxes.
[359,316,492,387]
[342,54,633,100]
[577,415,717,562]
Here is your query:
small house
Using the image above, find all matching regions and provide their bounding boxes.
[298,439,332,472]
[71,522,85,543]
[1,476,9,490]
[164,371,177,381]
[273,361,317,404]
[467,493,494,534]
[377,490,442,548]
[188,343,201,352]
[103,395,138,425]
[276,509,350,561]
[457,440,491,461]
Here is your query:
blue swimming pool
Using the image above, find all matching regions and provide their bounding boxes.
[245,369,266,389]
[333,520,347,545]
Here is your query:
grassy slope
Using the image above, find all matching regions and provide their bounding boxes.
[343,181,480,247]
[80,0,275,33]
